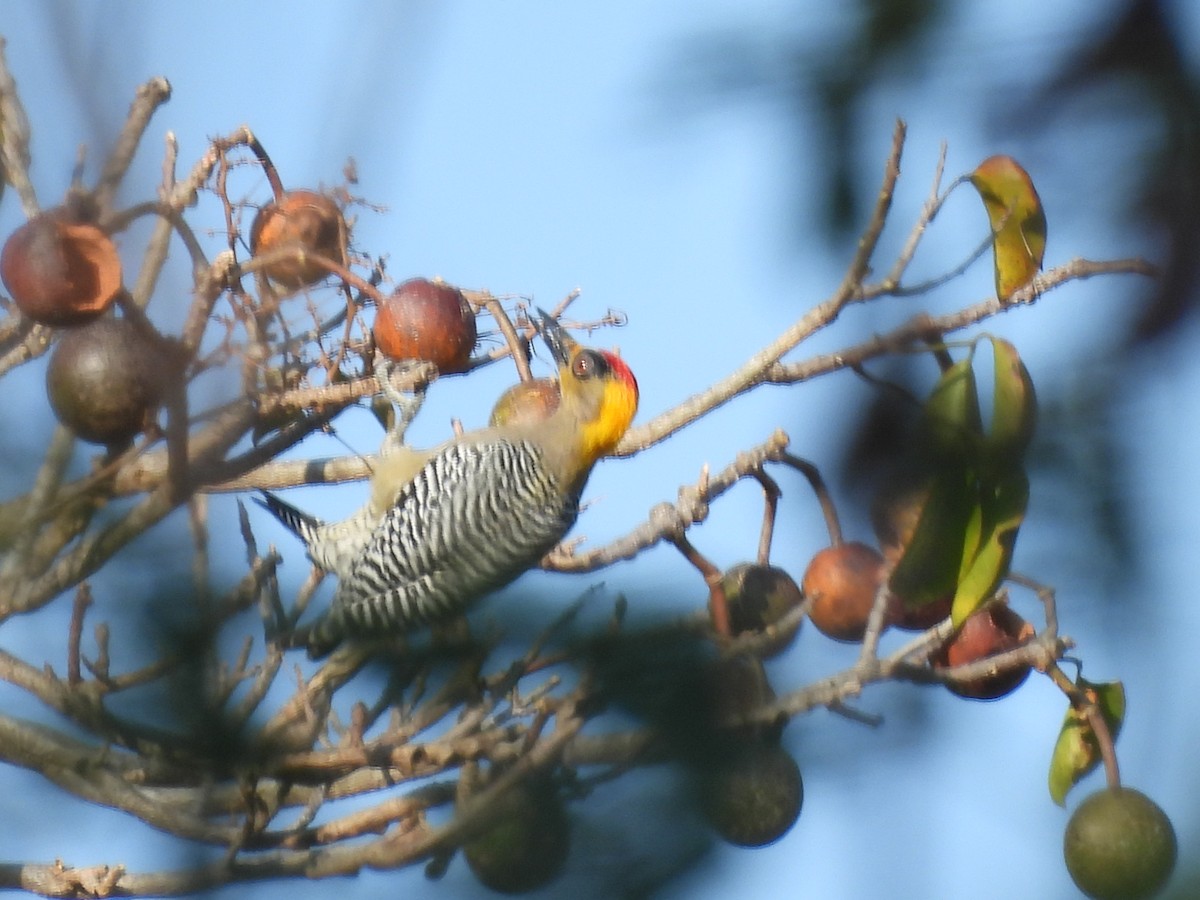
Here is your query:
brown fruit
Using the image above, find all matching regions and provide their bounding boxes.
[802,542,886,643]
[700,741,803,848]
[46,317,164,445]
[249,189,346,289]
[888,592,952,631]
[1,210,122,326]
[871,476,931,564]
[374,278,477,374]
[463,776,570,894]
[932,603,1035,700]
[489,378,561,427]
[1064,787,1176,900]
[722,563,804,657]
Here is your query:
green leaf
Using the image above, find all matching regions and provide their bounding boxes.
[889,466,976,610]
[951,467,1029,626]
[920,353,984,462]
[1048,680,1126,806]
[986,337,1037,466]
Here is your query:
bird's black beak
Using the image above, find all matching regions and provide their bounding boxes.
[533,308,578,367]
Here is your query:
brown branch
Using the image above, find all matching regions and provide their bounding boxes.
[544,430,791,572]
[92,77,172,214]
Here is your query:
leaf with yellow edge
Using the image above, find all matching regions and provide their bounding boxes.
[969,155,1047,301]
[1048,680,1126,806]
[951,467,1029,626]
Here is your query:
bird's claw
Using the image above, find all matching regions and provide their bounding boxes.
[375,353,428,448]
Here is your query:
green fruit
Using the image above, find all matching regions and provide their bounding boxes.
[705,654,777,743]
[701,742,803,848]
[489,378,560,427]
[46,317,165,445]
[1064,787,1176,899]
[723,563,804,656]
[463,777,570,894]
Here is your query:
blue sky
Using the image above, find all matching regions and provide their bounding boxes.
[0,2,1196,897]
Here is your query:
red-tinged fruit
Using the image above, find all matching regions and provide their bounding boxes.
[374,278,477,374]
[1064,787,1176,900]
[723,563,804,657]
[1,211,122,326]
[933,603,1035,700]
[889,592,952,631]
[249,189,347,289]
[489,377,561,427]
[46,317,166,445]
[802,542,886,643]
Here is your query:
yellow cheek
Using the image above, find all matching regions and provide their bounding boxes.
[579,383,638,464]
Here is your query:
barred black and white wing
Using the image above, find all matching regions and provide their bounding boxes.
[305,439,579,657]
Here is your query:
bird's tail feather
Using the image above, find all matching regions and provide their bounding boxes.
[255,491,322,545]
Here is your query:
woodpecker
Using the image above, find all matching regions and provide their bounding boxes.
[260,310,639,658]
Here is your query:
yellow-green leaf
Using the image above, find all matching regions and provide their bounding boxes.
[889,466,976,610]
[969,155,1047,301]
[986,336,1037,465]
[1048,680,1126,806]
[951,467,1029,626]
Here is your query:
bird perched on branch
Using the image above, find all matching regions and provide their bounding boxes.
[258,310,639,658]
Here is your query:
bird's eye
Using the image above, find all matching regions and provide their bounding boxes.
[572,349,608,380]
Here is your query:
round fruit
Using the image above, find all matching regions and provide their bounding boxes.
[1064,787,1176,900]
[489,378,561,427]
[932,603,1034,700]
[888,592,952,631]
[802,542,886,642]
[871,478,931,564]
[1,210,122,326]
[706,654,775,736]
[463,777,570,894]
[700,741,803,848]
[46,317,164,445]
[722,563,804,656]
[373,278,477,374]
[249,189,347,289]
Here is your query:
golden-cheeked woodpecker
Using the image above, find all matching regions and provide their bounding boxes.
[258,311,639,658]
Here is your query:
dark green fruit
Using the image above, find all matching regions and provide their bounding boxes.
[46,317,164,445]
[802,542,886,643]
[1,210,122,326]
[723,563,804,656]
[1064,787,1176,899]
[706,654,776,741]
[701,741,803,848]
[249,189,347,288]
[463,778,570,894]
[932,603,1034,700]
[374,278,477,374]
[489,378,560,427]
